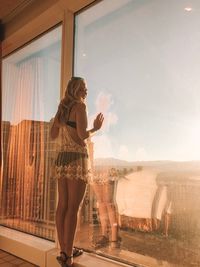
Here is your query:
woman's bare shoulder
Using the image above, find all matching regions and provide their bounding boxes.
[74,102,86,111]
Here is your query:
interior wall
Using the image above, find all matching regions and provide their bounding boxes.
[0,20,3,166]
[3,0,97,40]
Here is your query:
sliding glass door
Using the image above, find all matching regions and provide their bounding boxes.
[1,26,62,241]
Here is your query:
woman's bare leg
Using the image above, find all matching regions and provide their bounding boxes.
[63,179,86,264]
[164,213,170,237]
[104,182,118,242]
[56,178,68,251]
[93,183,109,237]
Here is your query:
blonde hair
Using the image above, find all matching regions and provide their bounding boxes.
[56,77,84,124]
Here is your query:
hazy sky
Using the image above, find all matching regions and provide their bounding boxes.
[75,0,200,161]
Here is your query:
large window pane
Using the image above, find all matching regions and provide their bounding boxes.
[0,26,62,240]
[74,1,200,266]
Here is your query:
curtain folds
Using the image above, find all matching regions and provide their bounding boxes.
[1,57,56,240]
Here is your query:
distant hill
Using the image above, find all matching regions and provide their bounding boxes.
[94,157,133,167]
[94,158,200,171]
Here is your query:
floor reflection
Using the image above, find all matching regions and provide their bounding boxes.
[75,224,200,267]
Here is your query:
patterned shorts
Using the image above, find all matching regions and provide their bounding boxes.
[55,151,90,183]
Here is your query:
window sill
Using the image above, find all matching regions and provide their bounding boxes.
[0,226,174,267]
[0,225,54,266]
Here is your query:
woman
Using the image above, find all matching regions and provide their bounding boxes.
[50,77,104,267]
[92,168,120,249]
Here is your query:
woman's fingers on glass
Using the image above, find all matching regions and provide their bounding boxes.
[94,113,104,130]
[100,113,104,122]
[97,113,104,124]
[97,113,104,121]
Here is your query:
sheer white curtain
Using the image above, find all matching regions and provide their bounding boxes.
[2,57,45,124]
[2,57,45,220]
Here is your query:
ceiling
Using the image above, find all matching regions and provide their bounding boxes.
[0,0,34,22]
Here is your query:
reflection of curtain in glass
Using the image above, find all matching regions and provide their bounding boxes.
[2,57,46,222]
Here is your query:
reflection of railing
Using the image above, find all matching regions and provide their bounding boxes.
[1,119,58,240]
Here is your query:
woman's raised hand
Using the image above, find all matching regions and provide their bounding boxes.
[93,113,104,131]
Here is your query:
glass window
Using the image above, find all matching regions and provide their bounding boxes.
[1,26,62,240]
[74,1,200,266]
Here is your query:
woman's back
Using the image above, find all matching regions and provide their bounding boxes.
[64,103,86,147]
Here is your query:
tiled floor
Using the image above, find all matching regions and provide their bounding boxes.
[0,250,38,267]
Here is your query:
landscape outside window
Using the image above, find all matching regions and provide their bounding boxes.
[74,1,200,266]
[0,26,62,240]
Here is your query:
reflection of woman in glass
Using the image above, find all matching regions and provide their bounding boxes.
[51,77,104,267]
[92,168,120,248]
